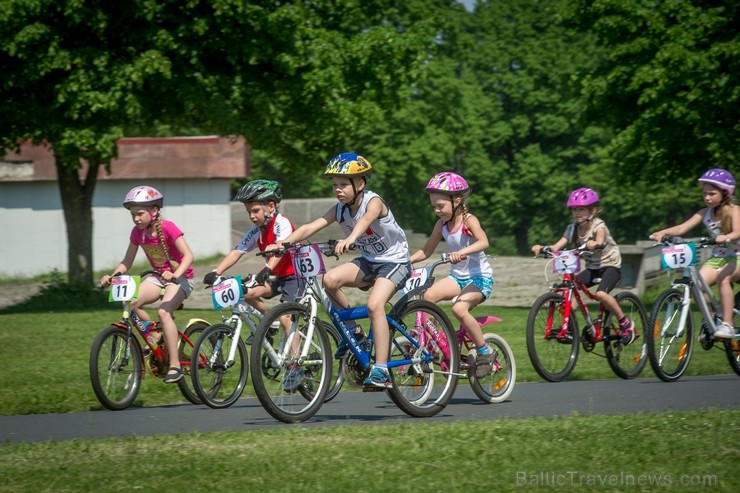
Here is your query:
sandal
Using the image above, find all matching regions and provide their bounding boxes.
[163,367,183,384]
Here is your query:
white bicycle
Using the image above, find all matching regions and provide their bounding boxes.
[646,237,740,382]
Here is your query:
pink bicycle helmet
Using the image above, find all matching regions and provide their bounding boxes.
[425,172,470,195]
[698,168,735,195]
[567,187,599,207]
[123,185,164,209]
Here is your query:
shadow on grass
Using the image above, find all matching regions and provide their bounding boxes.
[0,276,110,314]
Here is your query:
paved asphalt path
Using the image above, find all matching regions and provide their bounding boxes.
[2,375,738,444]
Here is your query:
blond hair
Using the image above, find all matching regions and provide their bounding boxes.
[153,212,180,270]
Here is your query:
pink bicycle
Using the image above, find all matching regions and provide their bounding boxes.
[393,254,516,404]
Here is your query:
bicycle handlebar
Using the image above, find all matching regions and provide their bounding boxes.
[654,235,715,247]
[257,240,357,258]
[538,245,593,259]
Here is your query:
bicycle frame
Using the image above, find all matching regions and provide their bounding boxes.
[259,244,441,376]
[549,273,606,342]
[214,301,263,368]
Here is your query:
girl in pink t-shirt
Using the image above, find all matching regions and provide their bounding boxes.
[100,186,194,384]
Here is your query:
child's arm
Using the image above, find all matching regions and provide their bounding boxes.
[409,220,443,264]
[451,215,488,263]
[716,205,740,244]
[283,206,337,245]
[531,237,568,256]
[100,243,138,286]
[211,250,244,276]
[587,226,606,250]
[167,236,193,281]
[336,197,383,254]
[649,210,704,241]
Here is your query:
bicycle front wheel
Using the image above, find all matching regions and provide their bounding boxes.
[469,333,516,404]
[526,292,579,382]
[312,321,345,403]
[89,325,143,410]
[250,302,332,423]
[177,320,210,405]
[386,300,459,418]
[603,292,648,379]
[646,288,694,382]
[191,323,249,409]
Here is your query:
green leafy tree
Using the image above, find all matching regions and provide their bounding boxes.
[0,0,440,283]
[569,0,739,226]
[362,0,609,254]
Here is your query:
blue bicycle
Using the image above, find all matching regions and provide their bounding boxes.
[250,241,460,423]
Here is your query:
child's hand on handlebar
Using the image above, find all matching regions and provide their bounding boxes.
[334,239,354,256]
[448,252,468,264]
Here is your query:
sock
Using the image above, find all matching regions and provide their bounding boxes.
[374,363,388,371]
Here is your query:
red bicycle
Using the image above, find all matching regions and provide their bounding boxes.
[525,247,648,381]
[89,270,211,410]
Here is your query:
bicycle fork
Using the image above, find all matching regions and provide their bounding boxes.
[657,284,692,365]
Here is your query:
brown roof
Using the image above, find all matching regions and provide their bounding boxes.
[0,136,249,181]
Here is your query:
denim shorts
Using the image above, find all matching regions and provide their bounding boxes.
[143,274,194,297]
[449,274,494,299]
[350,257,411,291]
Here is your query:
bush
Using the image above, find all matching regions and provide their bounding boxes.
[0,272,110,313]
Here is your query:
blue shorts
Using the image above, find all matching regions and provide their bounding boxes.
[449,275,494,300]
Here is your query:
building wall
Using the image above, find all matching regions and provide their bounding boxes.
[0,137,247,279]
[0,180,233,278]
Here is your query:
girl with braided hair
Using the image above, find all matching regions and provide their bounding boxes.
[410,172,497,377]
[100,185,194,383]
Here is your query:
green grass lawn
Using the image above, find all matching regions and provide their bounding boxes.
[0,304,737,416]
[1,410,738,492]
[2,299,739,492]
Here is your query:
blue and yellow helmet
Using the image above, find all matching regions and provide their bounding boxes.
[324,152,372,181]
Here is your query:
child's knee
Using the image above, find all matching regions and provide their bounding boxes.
[322,271,343,290]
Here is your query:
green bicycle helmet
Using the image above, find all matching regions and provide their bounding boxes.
[233,179,283,204]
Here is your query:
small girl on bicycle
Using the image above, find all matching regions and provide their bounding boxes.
[649,168,739,339]
[281,152,411,388]
[100,185,195,384]
[409,172,496,377]
[531,187,636,345]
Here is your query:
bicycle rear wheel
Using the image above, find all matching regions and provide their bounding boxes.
[191,323,249,409]
[603,292,648,379]
[646,288,694,382]
[724,338,740,377]
[250,302,332,423]
[89,325,143,410]
[469,333,516,403]
[526,292,579,382]
[177,320,210,405]
[386,300,459,418]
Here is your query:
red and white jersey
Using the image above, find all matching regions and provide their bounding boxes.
[235,213,296,277]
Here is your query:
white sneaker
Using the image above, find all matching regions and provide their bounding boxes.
[714,322,734,339]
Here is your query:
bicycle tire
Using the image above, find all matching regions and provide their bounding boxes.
[302,321,345,403]
[723,338,740,377]
[89,325,143,410]
[602,292,648,379]
[190,323,249,409]
[176,321,210,405]
[250,302,332,423]
[386,300,459,418]
[469,333,516,404]
[525,292,579,382]
[389,334,435,405]
[646,288,694,382]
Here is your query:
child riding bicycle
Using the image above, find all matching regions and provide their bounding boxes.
[99,185,195,383]
[280,152,411,388]
[531,187,636,345]
[409,171,496,377]
[202,179,306,390]
[649,168,740,339]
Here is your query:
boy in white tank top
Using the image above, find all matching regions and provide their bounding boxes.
[281,153,411,388]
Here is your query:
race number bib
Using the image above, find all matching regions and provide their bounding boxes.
[400,268,429,295]
[109,275,140,302]
[212,276,244,309]
[291,244,326,279]
[553,250,581,274]
[661,243,697,269]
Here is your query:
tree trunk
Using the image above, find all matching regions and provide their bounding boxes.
[514,222,530,256]
[55,153,99,285]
